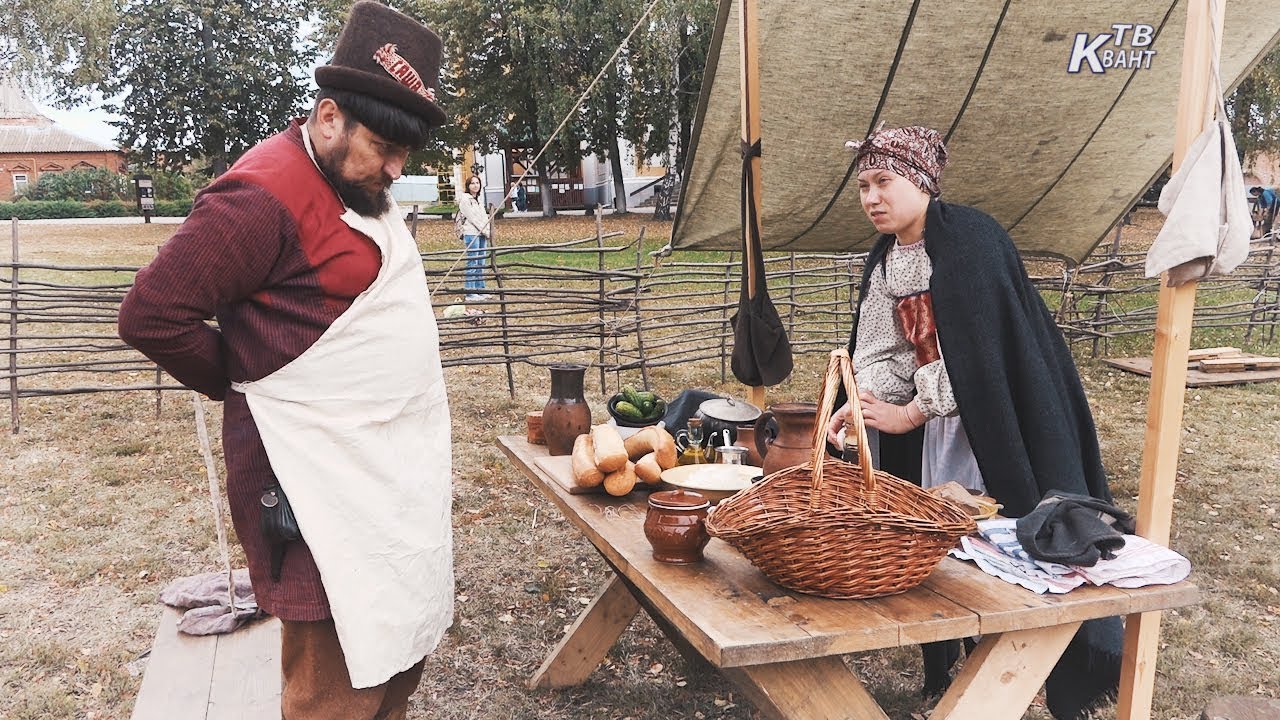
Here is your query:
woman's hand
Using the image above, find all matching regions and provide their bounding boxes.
[857,391,925,435]
[826,402,852,448]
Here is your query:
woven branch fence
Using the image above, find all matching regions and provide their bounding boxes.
[4,217,1279,433]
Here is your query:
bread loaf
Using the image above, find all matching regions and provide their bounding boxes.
[634,452,663,485]
[622,426,678,469]
[570,433,604,488]
[591,424,628,472]
[603,461,637,496]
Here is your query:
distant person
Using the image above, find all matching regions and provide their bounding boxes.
[515,183,528,212]
[457,174,492,301]
[1250,185,1277,236]
[118,3,454,717]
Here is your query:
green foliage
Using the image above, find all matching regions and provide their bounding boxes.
[0,198,190,219]
[410,0,717,213]
[155,199,193,216]
[139,169,198,201]
[0,0,117,102]
[24,168,131,202]
[0,199,129,219]
[1230,44,1280,165]
[101,0,318,174]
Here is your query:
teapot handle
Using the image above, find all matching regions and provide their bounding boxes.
[674,429,690,452]
[753,411,776,459]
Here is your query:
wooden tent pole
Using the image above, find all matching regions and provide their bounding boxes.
[739,0,766,410]
[1115,0,1223,717]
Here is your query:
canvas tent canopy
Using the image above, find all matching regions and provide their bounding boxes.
[672,0,1280,263]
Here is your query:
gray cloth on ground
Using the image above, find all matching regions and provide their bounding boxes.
[1015,491,1136,567]
[159,568,263,636]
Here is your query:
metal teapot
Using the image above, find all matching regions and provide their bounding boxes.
[695,397,762,452]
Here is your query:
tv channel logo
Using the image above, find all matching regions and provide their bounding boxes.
[1067,23,1157,73]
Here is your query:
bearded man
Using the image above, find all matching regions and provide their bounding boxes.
[119,3,454,717]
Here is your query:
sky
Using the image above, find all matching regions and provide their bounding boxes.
[38,102,121,148]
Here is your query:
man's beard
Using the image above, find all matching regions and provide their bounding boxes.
[315,140,392,218]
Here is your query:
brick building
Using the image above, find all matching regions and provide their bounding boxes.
[0,79,126,200]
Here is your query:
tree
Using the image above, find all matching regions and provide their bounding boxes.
[0,0,116,102]
[624,0,717,180]
[100,0,318,176]
[416,0,582,216]
[1229,44,1280,167]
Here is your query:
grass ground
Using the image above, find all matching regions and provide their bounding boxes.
[1,211,1278,719]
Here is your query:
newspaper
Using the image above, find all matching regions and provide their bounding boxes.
[949,519,1191,594]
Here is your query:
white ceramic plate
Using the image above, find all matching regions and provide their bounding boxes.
[659,464,763,502]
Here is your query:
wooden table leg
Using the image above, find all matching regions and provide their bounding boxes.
[930,621,1082,720]
[722,656,890,720]
[609,566,714,675]
[528,573,642,688]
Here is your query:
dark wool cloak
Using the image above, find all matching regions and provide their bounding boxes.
[845,200,1120,720]
[847,199,1111,518]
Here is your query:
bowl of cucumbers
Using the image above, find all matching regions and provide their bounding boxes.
[607,385,667,428]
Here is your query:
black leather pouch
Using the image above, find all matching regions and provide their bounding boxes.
[260,483,302,581]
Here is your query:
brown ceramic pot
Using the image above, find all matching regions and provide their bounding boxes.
[542,364,591,456]
[754,402,819,476]
[644,490,710,563]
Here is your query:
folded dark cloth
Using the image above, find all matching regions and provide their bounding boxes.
[1015,491,1136,567]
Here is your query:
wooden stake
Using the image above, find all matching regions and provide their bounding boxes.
[1116,0,1223,717]
[9,217,18,434]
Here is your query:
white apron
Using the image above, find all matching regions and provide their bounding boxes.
[232,160,452,687]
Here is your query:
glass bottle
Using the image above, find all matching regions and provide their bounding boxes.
[677,417,710,466]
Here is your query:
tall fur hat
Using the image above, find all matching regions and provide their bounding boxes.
[315,1,447,126]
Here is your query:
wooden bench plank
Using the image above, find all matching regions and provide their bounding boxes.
[207,617,281,720]
[131,606,217,720]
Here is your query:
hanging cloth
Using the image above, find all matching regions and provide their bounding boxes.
[730,139,793,386]
[1146,5,1250,286]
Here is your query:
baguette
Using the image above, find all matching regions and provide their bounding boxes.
[634,452,663,485]
[603,461,637,496]
[591,424,628,473]
[570,433,604,488]
[623,426,678,469]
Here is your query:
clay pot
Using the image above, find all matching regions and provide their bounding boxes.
[754,402,819,476]
[542,364,591,456]
[643,490,711,563]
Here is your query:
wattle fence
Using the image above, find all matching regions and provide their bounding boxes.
[4,217,1278,432]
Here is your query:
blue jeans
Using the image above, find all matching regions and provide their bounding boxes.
[463,234,487,291]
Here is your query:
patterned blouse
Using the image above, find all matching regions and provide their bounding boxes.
[853,238,959,418]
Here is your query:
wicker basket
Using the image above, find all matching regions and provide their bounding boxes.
[705,349,976,599]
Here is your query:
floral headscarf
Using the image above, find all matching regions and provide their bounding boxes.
[845,125,949,196]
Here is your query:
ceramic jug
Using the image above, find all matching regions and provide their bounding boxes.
[753,402,819,475]
[542,364,591,456]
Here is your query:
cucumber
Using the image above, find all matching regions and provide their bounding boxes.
[614,400,644,420]
[621,384,643,408]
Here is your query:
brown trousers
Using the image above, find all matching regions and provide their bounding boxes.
[280,618,425,720]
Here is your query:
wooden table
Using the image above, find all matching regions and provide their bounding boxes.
[498,436,1198,720]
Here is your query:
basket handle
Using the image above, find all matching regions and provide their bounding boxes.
[808,349,875,508]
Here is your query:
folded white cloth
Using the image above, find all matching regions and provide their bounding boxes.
[1146,119,1251,284]
[1072,534,1192,588]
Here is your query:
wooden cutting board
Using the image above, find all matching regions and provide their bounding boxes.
[533,454,659,496]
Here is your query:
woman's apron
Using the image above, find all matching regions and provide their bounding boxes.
[232,190,452,688]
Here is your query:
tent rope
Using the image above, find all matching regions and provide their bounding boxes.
[429,0,666,299]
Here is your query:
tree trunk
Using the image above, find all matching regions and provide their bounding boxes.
[534,154,557,218]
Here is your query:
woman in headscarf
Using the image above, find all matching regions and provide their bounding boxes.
[825,125,1120,720]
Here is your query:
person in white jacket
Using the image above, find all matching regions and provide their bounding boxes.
[457,175,492,300]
